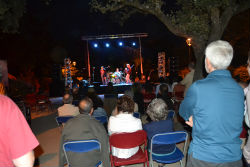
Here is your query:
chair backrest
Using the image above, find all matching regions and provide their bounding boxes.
[56,116,74,125]
[167,110,175,119]
[151,131,187,146]
[109,130,147,149]
[133,112,140,119]
[63,140,101,166]
[94,116,108,124]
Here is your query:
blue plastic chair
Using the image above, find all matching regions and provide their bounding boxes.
[94,116,108,124]
[133,112,141,119]
[63,139,102,167]
[150,131,188,167]
[167,110,175,119]
[55,116,74,126]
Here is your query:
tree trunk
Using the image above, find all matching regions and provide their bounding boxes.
[192,39,206,81]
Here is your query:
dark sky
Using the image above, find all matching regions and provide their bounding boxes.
[0,0,248,76]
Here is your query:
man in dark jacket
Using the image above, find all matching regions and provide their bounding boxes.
[59,97,110,167]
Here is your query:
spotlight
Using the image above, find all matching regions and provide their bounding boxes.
[93,43,98,48]
[132,42,136,46]
[105,43,110,48]
[118,42,123,46]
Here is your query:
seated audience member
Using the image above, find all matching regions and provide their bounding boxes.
[143,99,175,157]
[155,77,165,95]
[104,82,118,116]
[0,95,39,167]
[157,84,174,110]
[108,95,142,159]
[59,97,110,167]
[92,97,107,117]
[58,93,80,116]
[143,82,156,109]
[132,83,144,114]
[180,62,195,96]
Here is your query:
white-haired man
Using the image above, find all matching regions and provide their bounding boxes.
[180,40,244,167]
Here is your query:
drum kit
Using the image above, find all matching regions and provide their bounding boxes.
[108,71,125,84]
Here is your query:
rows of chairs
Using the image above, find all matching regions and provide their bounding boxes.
[63,130,188,167]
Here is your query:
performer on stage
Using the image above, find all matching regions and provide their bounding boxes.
[125,64,132,84]
[100,66,107,85]
[114,68,121,84]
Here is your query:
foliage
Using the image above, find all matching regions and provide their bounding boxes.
[0,0,26,33]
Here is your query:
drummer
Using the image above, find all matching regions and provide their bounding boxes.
[114,68,121,84]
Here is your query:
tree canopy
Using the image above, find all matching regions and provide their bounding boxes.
[90,0,250,80]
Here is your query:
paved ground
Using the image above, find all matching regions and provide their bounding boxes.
[31,98,189,167]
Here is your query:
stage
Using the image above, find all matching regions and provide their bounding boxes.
[87,82,132,94]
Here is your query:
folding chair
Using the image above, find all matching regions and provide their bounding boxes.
[63,139,102,167]
[150,131,188,167]
[109,130,149,167]
[55,116,74,126]
[167,110,175,119]
[133,112,141,119]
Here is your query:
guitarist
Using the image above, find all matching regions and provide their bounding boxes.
[125,64,133,84]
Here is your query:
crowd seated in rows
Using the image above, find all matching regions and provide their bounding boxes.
[143,98,175,156]
[57,93,79,117]
[59,97,110,167]
[108,95,142,159]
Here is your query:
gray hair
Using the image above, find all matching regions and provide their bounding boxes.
[205,40,233,70]
[146,98,168,121]
[79,97,93,114]
[63,94,73,104]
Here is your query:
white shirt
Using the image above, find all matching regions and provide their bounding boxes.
[58,104,80,116]
[108,113,142,159]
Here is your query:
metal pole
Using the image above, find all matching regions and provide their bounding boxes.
[188,46,191,62]
[139,37,143,78]
[86,40,91,82]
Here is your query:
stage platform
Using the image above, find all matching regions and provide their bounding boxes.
[85,83,132,95]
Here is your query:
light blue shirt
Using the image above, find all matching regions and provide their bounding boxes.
[179,70,244,163]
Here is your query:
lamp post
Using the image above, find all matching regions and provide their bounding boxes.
[186,38,192,62]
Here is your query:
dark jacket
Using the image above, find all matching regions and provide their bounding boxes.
[59,114,110,167]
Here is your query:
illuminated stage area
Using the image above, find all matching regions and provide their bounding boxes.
[87,82,132,94]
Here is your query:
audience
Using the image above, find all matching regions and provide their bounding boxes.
[132,83,144,114]
[108,95,142,159]
[0,95,39,167]
[143,82,156,110]
[58,93,80,116]
[157,84,174,110]
[59,97,110,167]
[180,40,244,167]
[143,98,174,164]
[180,62,195,96]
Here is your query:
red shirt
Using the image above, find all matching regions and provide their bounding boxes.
[0,95,39,166]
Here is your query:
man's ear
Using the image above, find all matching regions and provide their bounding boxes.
[89,108,94,116]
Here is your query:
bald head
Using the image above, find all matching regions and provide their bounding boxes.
[63,94,73,104]
[79,97,93,115]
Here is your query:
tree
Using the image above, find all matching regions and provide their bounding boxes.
[0,0,26,33]
[90,0,250,80]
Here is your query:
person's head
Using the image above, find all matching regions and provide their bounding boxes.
[63,94,73,104]
[117,95,135,114]
[205,40,233,73]
[101,66,104,70]
[79,97,94,115]
[126,64,130,68]
[146,98,168,121]
[159,84,168,96]
[116,68,119,72]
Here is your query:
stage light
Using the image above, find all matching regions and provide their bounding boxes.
[118,42,123,46]
[93,43,98,48]
[105,43,110,48]
[132,42,136,46]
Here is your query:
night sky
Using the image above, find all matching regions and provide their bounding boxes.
[0,0,249,77]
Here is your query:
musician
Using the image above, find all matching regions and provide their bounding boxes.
[100,66,107,85]
[114,68,121,84]
[125,64,132,84]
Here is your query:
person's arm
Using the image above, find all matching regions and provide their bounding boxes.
[246,87,250,123]
[179,83,197,121]
[13,151,34,167]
